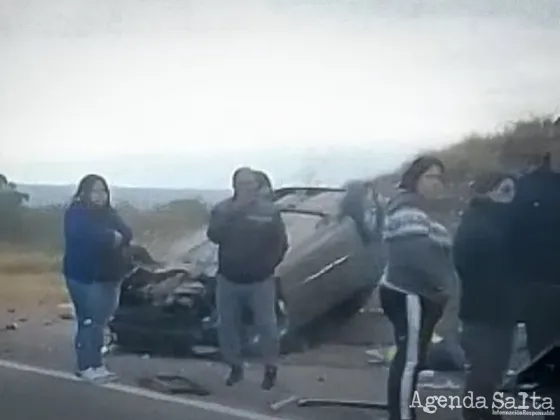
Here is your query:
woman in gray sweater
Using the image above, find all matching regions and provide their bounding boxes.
[380,156,457,420]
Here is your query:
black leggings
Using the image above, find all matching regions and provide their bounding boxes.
[380,286,444,420]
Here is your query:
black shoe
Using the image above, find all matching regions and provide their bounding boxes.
[226,365,244,387]
[261,365,278,390]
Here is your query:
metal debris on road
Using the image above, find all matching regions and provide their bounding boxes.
[296,398,388,410]
[365,346,395,365]
[417,379,461,390]
[268,395,299,412]
[5,322,18,331]
[137,374,211,396]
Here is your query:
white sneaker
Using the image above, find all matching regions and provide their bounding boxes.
[93,366,118,383]
[79,367,105,383]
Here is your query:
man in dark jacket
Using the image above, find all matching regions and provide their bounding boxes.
[509,154,560,359]
[454,172,517,420]
[207,167,288,390]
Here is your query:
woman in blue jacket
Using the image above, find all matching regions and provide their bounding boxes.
[63,174,132,383]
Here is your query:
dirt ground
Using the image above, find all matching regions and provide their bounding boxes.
[0,250,546,420]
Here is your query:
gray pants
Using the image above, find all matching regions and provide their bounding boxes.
[216,275,279,366]
[461,322,516,420]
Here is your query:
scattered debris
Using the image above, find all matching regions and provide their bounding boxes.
[191,345,220,358]
[5,322,18,331]
[141,354,151,360]
[418,370,435,379]
[7,308,15,314]
[366,346,395,365]
[17,317,28,323]
[57,303,75,320]
[269,395,299,412]
[417,379,461,390]
[137,374,210,396]
[43,320,53,326]
[297,398,388,410]
[365,333,466,372]
[417,370,462,390]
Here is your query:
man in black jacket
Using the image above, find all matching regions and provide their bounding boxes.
[207,167,288,390]
[454,172,517,420]
[509,154,560,359]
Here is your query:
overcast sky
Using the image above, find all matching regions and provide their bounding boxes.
[1,0,559,188]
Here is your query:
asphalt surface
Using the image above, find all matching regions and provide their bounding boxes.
[0,361,295,420]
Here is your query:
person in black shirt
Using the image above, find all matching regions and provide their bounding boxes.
[509,153,560,359]
[207,167,288,390]
[454,172,517,420]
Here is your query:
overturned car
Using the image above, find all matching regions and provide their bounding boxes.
[109,185,386,356]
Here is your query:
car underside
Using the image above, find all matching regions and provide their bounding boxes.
[109,185,386,357]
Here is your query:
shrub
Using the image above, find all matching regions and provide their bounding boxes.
[1,198,209,251]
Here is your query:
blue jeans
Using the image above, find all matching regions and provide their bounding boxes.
[65,278,121,371]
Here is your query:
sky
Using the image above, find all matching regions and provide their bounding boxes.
[1,0,560,188]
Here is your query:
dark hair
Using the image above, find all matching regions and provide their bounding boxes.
[399,156,445,192]
[470,172,514,195]
[231,166,255,198]
[232,167,253,185]
[253,170,273,191]
[73,174,111,207]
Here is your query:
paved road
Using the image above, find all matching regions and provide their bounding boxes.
[0,360,294,420]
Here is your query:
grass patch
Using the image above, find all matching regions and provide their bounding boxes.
[0,248,61,275]
[0,248,66,308]
[0,272,67,308]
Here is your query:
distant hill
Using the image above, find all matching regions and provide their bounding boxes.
[370,116,560,231]
[17,184,230,209]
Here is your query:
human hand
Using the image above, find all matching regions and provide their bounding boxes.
[113,231,124,247]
